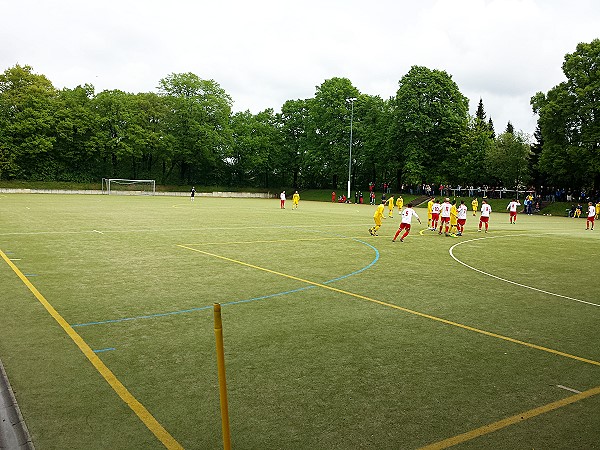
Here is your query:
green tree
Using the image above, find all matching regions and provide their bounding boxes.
[531,39,600,189]
[455,117,495,186]
[475,98,486,122]
[229,109,283,188]
[488,117,496,139]
[279,98,314,188]
[486,130,531,190]
[158,73,233,184]
[53,84,100,181]
[129,92,172,181]
[529,124,543,187]
[309,77,360,189]
[0,64,57,179]
[391,66,469,185]
[90,89,142,178]
[355,95,392,190]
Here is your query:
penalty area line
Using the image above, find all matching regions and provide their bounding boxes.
[448,234,600,308]
[419,384,600,449]
[177,245,600,368]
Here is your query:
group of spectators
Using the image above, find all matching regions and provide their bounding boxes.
[400,183,534,199]
[334,182,600,216]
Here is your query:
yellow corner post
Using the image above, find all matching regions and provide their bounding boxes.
[213,303,232,450]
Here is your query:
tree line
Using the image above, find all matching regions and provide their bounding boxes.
[1,39,598,193]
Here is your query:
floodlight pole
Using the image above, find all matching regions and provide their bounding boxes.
[347,98,356,201]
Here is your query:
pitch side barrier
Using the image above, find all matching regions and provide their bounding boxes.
[0,188,275,198]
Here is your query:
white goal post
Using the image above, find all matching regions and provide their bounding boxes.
[101,178,156,195]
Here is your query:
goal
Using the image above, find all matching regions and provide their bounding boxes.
[101,178,156,195]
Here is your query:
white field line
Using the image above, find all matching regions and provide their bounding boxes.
[556,385,582,394]
[0,223,369,237]
[449,234,600,308]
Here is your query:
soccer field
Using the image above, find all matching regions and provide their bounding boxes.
[1,194,599,449]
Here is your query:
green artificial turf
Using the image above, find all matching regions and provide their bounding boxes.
[0,193,599,449]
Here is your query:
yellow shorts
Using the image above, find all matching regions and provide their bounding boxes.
[374,217,382,226]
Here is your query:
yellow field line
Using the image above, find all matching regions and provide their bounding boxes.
[419,384,600,449]
[177,245,600,369]
[179,245,600,447]
[0,250,183,450]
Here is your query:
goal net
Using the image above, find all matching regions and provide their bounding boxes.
[101,178,156,195]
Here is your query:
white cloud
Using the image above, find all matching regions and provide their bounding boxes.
[1,0,599,134]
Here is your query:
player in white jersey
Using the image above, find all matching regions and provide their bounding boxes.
[478,199,492,232]
[438,198,452,235]
[392,203,421,242]
[430,199,441,230]
[506,198,521,224]
[586,202,595,230]
[456,200,468,236]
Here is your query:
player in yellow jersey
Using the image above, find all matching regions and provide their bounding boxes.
[369,200,386,236]
[387,195,395,218]
[449,200,459,237]
[427,196,434,229]
[292,191,300,209]
[595,201,600,220]
[396,195,404,215]
[471,197,479,216]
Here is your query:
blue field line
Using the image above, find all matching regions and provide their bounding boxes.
[93,347,116,353]
[71,235,380,328]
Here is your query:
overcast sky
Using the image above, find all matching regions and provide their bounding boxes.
[2,0,599,136]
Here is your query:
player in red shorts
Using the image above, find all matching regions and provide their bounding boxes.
[392,203,421,242]
[478,199,492,232]
[430,199,441,231]
[506,198,521,224]
[456,200,468,236]
[586,202,595,230]
[438,197,451,236]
